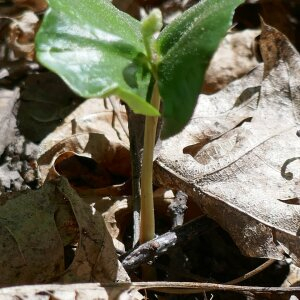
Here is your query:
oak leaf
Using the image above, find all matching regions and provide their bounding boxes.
[155,22,300,263]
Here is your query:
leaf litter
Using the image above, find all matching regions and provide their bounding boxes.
[1,0,300,298]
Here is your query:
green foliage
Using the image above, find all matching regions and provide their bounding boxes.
[35,0,243,137]
[35,0,159,116]
[157,0,244,138]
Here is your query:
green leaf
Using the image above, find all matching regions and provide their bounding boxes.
[35,0,159,116]
[157,0,244,138]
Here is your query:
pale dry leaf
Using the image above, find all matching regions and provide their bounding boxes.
[103,199,129,239]
[38,97,130,184]
[39,97,128,153]
[155,23,300,264]
[83,195,131,251]
[203,29,260,94]
[7,11,39,60]
[38,133,131,188]
[0,88,18,156]
[282,261,300,287]
[0,283,143,300]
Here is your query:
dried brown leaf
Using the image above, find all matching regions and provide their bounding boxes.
[155,23,300,264]
[18,72,82,142]
[0,88,18,156]
[0,283,143,300]
[7,11,39,60]
[13,0,47,12]
[38,97,130,188]
[0,177,128,287]
[203,29,260,94]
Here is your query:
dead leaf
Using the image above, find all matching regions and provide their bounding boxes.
[38,133,130,190]
[13,0,48,12]
[0,283,143,300]
[17,72,82,142]
[203,29,260,94]
[39,97,129,152]
[7,11,39,60]
[0,177,129,287]
[0,88,18,156]
[38,97,130,190]
[0,179,68,286]
[154,23,300,264]
[112,0,140,19]
[36,98,132,245]
[57,177,129,284]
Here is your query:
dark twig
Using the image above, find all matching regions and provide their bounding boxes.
[225,259,275,285]
[121,216,217,270]
[125,106,145,247]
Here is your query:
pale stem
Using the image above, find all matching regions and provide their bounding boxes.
[140,81,160,243]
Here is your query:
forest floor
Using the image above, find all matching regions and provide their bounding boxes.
[1,0,300,299]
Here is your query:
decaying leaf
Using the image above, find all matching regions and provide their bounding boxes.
[13,0,48,12]
[37,97,132,245]
[0,177,129,287]
[58,178,129,284]
[7,10,39,60]
[38,96,130,188]
[154,22,300,264]
[0,283,143,300]
[18,72,82,142]
[0,88,19,156]
[203,29,260,94]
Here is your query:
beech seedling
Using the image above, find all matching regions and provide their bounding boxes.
[35,0,243,243]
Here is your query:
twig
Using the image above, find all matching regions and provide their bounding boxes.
[121,216,217,270]
[155,257,275,286]
[225,259,275,285]
[127,281,300,295]
[2,282,300,298]
[125,106,144,247]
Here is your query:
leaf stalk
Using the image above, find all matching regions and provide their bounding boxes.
[140,81,160,243]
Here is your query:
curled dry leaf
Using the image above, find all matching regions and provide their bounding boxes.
[38,98,131,243]
[7,11,39,60]
[154,23,300,264]
[41,97,129,149]
[38,97,130,185]
[57,178,129,284]
[0,177,129,287]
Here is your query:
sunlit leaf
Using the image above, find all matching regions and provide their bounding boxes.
[157,0,244,138]
[35,0,159,116]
